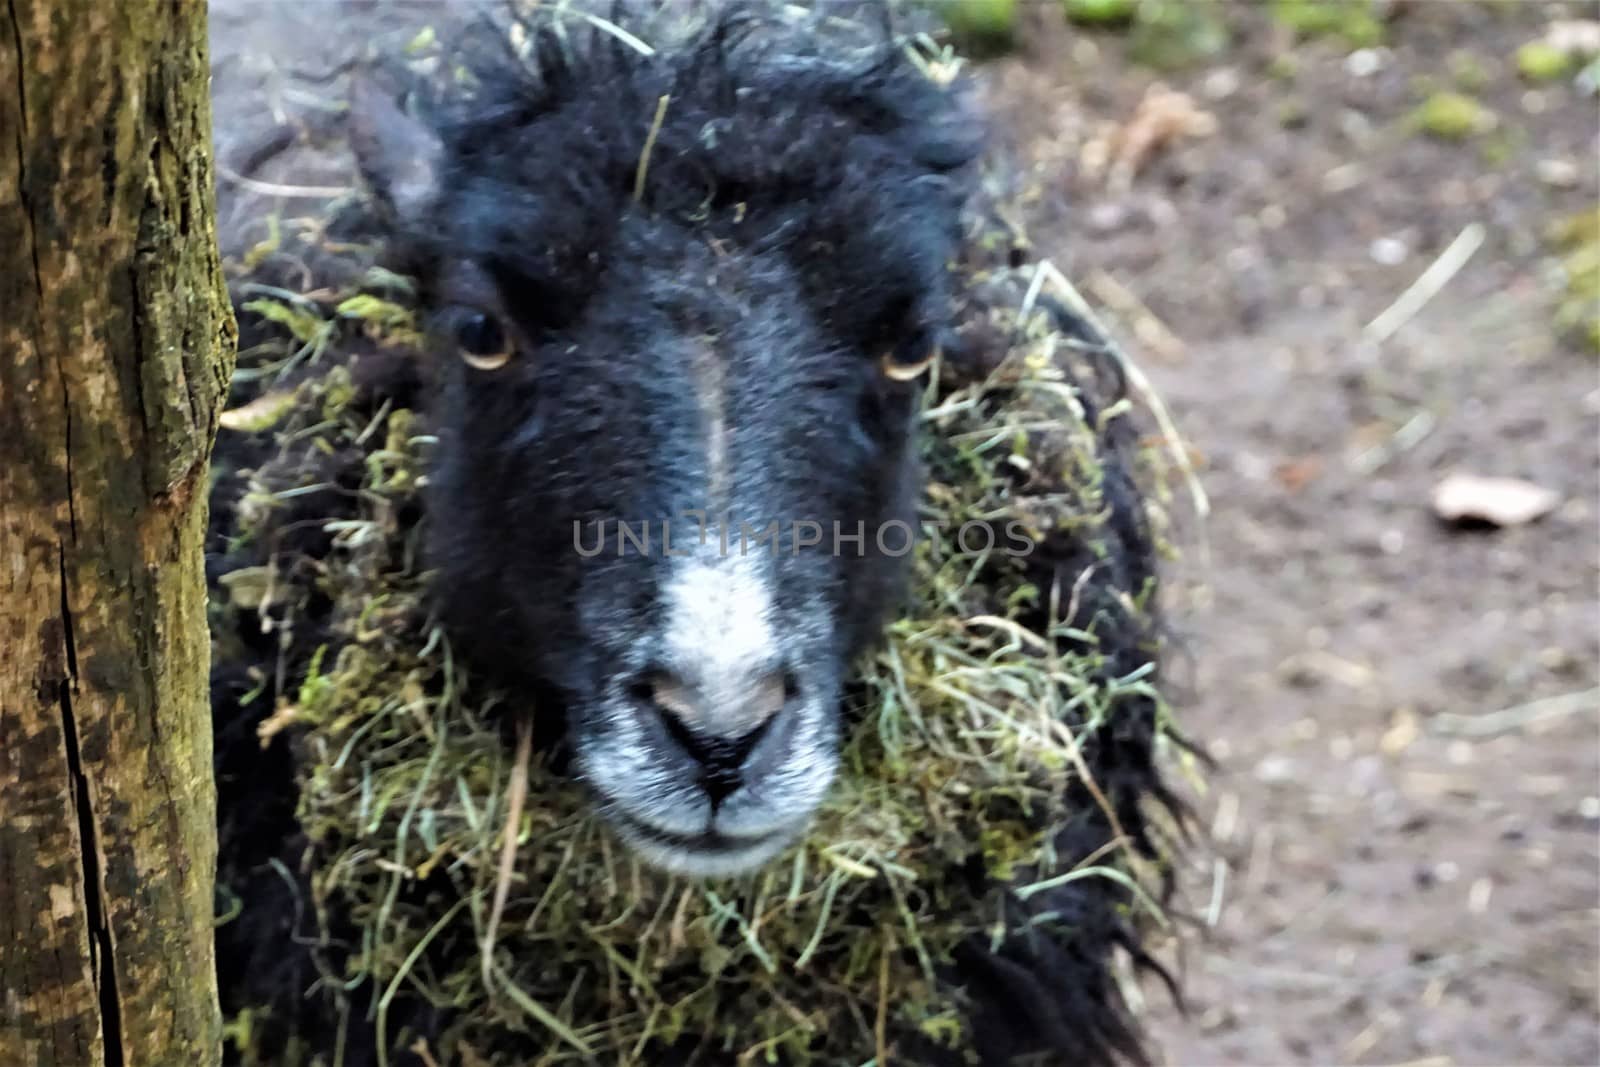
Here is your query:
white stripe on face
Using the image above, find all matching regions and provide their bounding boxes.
[576,543,841,875]
[688,339,729,504]
[660,551,780,738]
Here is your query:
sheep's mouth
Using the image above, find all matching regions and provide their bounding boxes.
[617,813,745,850]
[609,811,800,877]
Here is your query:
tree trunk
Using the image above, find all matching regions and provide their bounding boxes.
[0,2,235,1064]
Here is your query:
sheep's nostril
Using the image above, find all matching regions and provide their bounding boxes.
[657,712,770,807]
[694,735,756,806]
[643,668,788,806]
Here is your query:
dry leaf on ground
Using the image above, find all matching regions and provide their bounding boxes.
[1082,84,1218,191]
[1431,473,1561,527]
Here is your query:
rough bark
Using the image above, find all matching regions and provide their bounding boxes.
[0,1,236,1064]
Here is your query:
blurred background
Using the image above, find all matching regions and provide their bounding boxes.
[207,2,1600,1063]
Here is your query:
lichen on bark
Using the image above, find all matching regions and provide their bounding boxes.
[0,2,236,1064]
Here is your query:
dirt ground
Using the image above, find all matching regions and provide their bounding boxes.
[979,4,1599,1064]
[207,2,1599,1064]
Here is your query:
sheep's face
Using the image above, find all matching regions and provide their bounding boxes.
[351,26,973,876]
[422,243,933,877]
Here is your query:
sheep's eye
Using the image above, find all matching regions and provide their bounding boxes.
[880,343,939,382]
[454,311,513,371]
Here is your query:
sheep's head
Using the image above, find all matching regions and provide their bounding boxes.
[352,17,977,876]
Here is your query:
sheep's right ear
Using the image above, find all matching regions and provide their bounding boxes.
[348,78,442,216]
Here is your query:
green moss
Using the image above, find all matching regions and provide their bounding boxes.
[1515,41,1573,83]
[1413,90,1493,140]
[1271,0,1384,49]
[335,293,424,347]
[405,25,438,55]
[240,297,327,346]
[1549,209,1600,354]
[932,0,1017,49]
[1064,0,1137,27]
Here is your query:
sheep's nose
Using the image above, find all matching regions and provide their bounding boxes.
[649,669,788,805]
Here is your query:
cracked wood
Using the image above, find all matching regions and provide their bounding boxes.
[0,1,236,1064]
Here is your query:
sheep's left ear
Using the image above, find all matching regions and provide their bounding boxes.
[348,78,442,216]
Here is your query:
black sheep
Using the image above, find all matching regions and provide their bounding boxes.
[210,6,1183,1065]
[355,8,978,878]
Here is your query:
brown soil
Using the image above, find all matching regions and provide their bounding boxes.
[207,2,1599,1064]
[981,4,1599,1064]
